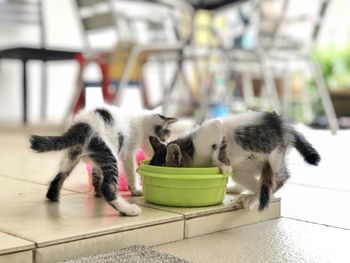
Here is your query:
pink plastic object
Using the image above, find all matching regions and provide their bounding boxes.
[86,149,147,192]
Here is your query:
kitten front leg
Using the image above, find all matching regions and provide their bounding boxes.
[212,137,232,176]
[122,156,143,196]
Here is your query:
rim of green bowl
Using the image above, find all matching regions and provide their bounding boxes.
[140,160,221,175]
[139,170,229,180]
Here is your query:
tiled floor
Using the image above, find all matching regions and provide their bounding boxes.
[0,126,279,263]
[1,124,349,263]
[153,125,350,263]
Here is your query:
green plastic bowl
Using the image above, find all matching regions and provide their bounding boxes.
[138,161,229,207]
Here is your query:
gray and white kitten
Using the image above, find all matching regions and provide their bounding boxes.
[30,105,177,216]
[149,111,320,211]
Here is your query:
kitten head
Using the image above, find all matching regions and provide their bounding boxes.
[149,114,177,142]
[149,136,185,167]
[149,118,223,167]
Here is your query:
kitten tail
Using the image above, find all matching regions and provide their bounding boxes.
[30,122,92,152]
[259,162,275,211]
[292,130,321,165]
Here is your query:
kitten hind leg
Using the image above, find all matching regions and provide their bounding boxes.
[88,136,141,216]
[275,161,290,191]
[92,166,103,197]
[233,166,260,209]
[257,149,287,210]
[46,145,82,201]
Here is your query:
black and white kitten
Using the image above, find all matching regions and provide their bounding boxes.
[149,111,320,211]
[30,105,177,216]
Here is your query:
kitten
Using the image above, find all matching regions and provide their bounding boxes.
[149,111,320,211]
[30,105,177,216]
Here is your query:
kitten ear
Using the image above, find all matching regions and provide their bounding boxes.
[149,136,163,152]
[157,114,178,125]
[166,144,183,167]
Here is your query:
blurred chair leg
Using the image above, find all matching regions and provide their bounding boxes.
[64,54,86,124]
[138,60,154,110]
[163,53,192,115]
[40,61,47,120]
[22,60,28,124]
[301,75,314,123]
[308,60,339,134]
[112,47,140,106]
[255,49,281,113]
[282,70,291,119]
[242,72,255,108]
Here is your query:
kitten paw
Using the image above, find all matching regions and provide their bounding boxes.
[111,199,142,216]
[129,187,143,196]
[220,165,233,176]
[232,202,243,210]
[238,194,258,210]
[119,204,142,216]
[46,191,59,202]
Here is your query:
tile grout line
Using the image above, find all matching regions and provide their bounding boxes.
[0,174,86,195]
[0,229,38,258]
[281,216,350,231]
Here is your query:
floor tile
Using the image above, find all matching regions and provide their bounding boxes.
[0,250,33,263]
[184,199,280,238]
[287,125,350,192]
[0,176,74,205]
[136,194,242,218]
[0,232,34,255]
[276,183,350,229]
[154,218,350,263]
[35,221,184,263]
[0,145,94,194]
[0,188,183,247]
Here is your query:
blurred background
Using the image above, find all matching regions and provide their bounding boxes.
[0,0,349,132]
[1,3,350,260]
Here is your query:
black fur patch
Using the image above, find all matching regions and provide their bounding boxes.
[259,162,274,211]
[150,134,194,167]
[95,108,114,124]
[118,132,124,153]
[149,144,167,166]
[88,136,118,202]
[259,184,270,211]
[92,169,102,197]
[293,131,320,165]
[173,135,195,158]
[30,122,91,152]
[46,172,66,201]
[218,137,230,165]
[235,112,283,153]
[68,145,83,160]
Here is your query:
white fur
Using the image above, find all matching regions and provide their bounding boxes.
[73,105,174,216]
[185,112,279,209]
